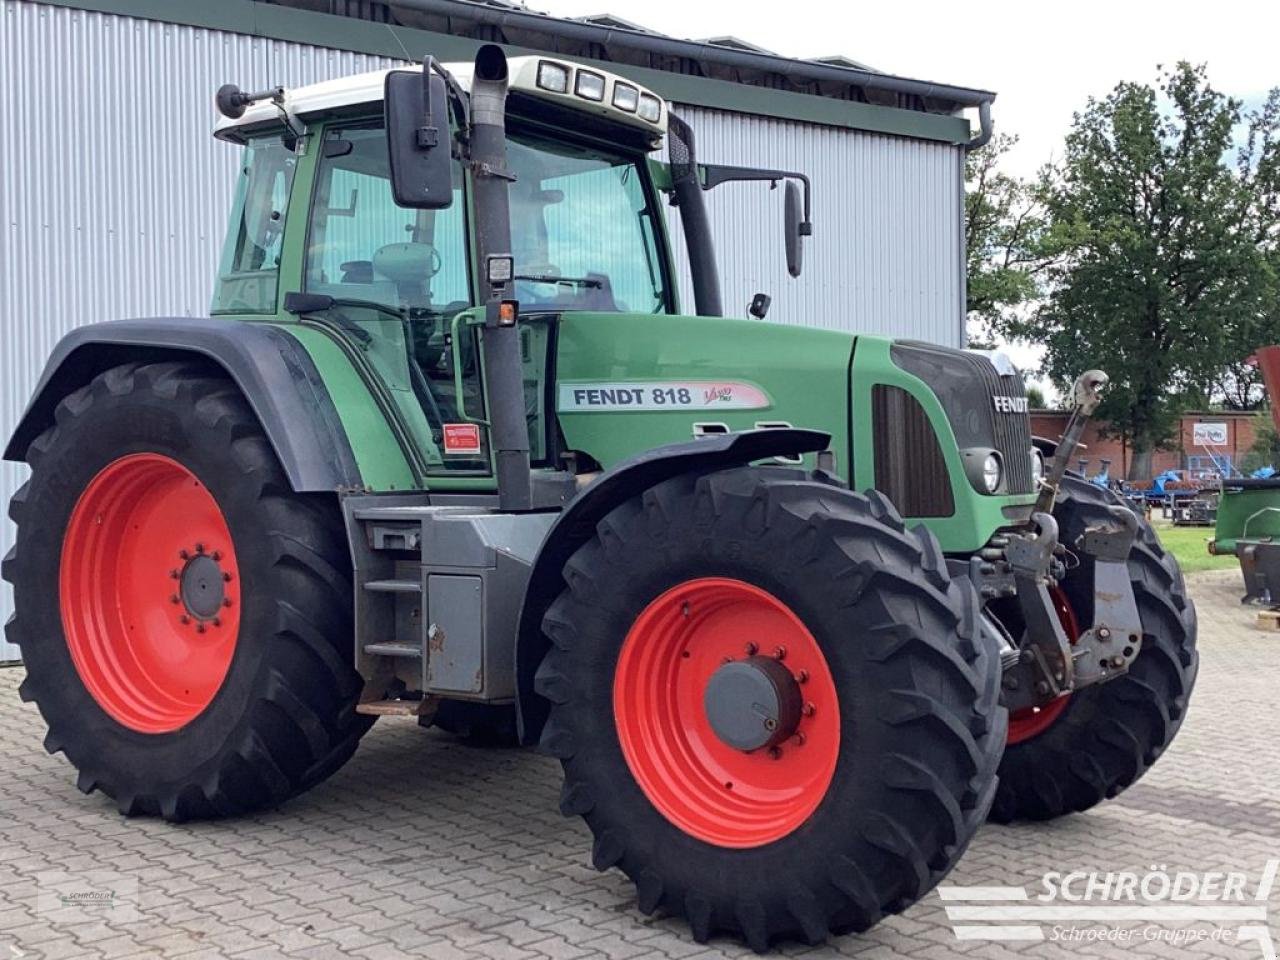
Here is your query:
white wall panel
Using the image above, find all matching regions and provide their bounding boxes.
[0,2,965,662]
[0,1,400,662]
[665,104,965,341]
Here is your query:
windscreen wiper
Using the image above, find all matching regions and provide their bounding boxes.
[514,274,602,289]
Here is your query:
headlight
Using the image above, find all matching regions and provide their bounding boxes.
[1031,448,1045,486]
[574,70,606,102]
[982,453,1003,493]
[637,93,663,123]
[536,61,570,94]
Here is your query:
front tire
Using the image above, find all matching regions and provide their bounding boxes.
[535,468,1006,950]
[990,475,1198,821]
[3,361,372,820]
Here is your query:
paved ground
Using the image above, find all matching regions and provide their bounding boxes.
[1,566,1278,960]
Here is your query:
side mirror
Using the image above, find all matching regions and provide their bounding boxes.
[784,180,805,278]
[384,64,453,209]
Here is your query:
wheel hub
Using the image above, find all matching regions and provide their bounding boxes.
[180,553,226,620]
[704,656,802,751]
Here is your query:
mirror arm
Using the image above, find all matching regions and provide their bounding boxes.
[700,164,812,234]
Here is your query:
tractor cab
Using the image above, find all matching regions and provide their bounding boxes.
[210,49,809,499]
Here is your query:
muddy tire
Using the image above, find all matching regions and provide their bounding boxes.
[3,361,371,820]
[534,467,1006,951]
[990,475,1198,822]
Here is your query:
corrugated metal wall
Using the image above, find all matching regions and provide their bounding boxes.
[666,105,965,337]
[0,1,402,662]
[0,1,964,662]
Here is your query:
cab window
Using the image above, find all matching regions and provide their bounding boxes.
[211,134,296,314]
[507,130,669,314]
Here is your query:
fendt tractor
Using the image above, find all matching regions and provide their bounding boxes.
[4,47,1197,949]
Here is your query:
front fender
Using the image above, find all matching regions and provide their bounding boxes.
[4,318,361,493]
[513,427,831,744]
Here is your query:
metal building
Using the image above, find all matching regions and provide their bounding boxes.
[0,0,995,661]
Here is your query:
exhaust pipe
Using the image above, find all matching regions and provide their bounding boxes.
[468,45,533,511]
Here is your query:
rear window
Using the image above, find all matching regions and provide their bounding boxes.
[211,135,296,314]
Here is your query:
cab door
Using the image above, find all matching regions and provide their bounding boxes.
[302,118,496,487]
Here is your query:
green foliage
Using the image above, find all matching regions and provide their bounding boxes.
[965,134,1043,341]
[1025,384,1047,409]
[1000,63,1280,479]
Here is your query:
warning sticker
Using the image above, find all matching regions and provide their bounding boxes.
[442,423,483,456]
[558,381,770,413]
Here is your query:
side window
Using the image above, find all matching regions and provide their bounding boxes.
[305,123,469,313]
[211,135,296,314]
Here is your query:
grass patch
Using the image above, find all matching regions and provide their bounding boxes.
[1148,517,1236,574]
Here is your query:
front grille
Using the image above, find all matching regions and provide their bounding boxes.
[890,343,1034,494]
[872,385,955,517]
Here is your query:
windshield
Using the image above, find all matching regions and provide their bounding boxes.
[507,129,669,314]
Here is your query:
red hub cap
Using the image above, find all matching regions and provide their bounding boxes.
[613,578,840,848]
[60,453,241,733]
[1007,587,1079,745]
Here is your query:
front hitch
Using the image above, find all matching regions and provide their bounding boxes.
[977,368,1146,713]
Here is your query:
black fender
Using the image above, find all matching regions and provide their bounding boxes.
[4,318,361,492]
[1033,435,1058,458]
[514,427,831,744]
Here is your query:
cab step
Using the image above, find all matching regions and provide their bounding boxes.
[363,578,422,594]
[363,641,422,658]
[356,698,433,717]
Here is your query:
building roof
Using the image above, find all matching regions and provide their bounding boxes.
[272,0,996,116]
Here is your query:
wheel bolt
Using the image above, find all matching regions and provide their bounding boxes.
[793,732,807,746]
[223,597,233,608]
[169,594,180,605]
[802,702,815,717]
[795,669,809,684]
[772,646,786,660]
[196,623,206,634]
[179,549,189,560]
[179,615,190,625]
[768,746,783,760]
[212,617,221,628]
[222,572,233,583]
[169,569,180,580]
[195,542,204,554]
[212,550,222,562]
[744,642,758,655]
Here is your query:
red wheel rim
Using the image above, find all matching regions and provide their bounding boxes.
[613,578,840,848]
[60,453,241,733]
[1007,587,1079,745]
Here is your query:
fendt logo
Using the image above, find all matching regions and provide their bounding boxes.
[993,395,1030,414]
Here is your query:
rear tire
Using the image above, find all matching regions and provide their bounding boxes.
[990,475,1198,821]
[535,467,1006,950]
[3,361,372,820]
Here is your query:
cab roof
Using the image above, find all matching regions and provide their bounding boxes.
[213,55,669,145]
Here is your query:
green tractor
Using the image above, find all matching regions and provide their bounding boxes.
[4,46,1197,950]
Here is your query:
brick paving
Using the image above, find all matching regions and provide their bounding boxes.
[1,565,1278,959]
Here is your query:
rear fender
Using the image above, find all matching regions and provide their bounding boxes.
[514,427,831,744]
[4,318,361,492]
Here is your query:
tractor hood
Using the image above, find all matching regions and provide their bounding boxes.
[553,312,854,475]
[552,313,1036,554]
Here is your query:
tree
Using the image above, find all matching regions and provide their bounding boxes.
[1025,384,1047,409]
[965,133,1044,344]
[1003,63,1278,479]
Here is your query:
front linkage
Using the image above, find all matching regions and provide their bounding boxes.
[960,370,1145,713]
